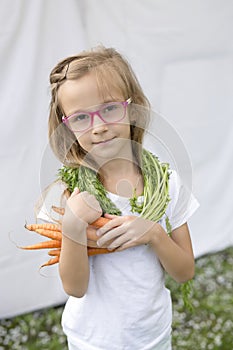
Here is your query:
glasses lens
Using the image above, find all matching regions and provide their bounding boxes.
[100,103,124,122]
[68,113,90,131]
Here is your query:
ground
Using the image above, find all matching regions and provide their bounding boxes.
[0,247,232,350]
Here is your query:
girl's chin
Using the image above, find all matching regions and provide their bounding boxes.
[90,147,118,161]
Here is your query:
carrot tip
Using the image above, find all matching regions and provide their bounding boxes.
[24,220,29,230]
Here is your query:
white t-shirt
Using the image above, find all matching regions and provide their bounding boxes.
[61,170,199,350]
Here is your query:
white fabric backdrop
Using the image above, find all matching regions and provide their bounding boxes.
[0,0,232,318]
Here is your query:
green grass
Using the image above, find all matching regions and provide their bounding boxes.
[168,247,233,349]
[0,247,232,350]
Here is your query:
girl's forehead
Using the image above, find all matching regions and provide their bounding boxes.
[59,72,124,113]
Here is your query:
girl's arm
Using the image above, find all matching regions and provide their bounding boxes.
[149,222,195,283]
[59,235,89,298]
[59,189,102,298]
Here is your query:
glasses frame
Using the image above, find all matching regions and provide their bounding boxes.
[62,98,132,132]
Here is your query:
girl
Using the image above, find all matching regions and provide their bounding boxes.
[48,46,199,350]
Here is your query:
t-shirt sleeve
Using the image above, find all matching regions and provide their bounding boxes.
[166,170,199,230]
[35,180,68,223]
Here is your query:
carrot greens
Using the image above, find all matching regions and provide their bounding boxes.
[58,149,171,222]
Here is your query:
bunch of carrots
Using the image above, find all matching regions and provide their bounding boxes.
[20,205,112,269]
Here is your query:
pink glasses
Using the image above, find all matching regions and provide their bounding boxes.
[62,98,132,132]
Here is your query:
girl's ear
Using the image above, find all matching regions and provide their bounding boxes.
[129,110,136,126]
[128,103,138,125]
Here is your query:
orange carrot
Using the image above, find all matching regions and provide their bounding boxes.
[87,247,114,256]
[48,249,61,256]
[34,229,62,241]
[40,256,60,268]
[64,189,71,199]
[20,240,61,250]
[51,206,65,216]
[86,217,110,241]
[38,248,112,269]
[91,217,110,228]
[21,216,113,269]
[25,223,61,232]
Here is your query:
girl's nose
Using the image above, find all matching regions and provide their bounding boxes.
[91,114,108,134]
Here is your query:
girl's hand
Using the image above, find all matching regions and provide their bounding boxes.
[96,214,158,251]
[62,188,102,245]
[65,188,102,224]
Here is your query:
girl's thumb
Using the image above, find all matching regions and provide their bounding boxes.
[71,187,80,197]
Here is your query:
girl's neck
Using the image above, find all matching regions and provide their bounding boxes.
[98,159,143,198]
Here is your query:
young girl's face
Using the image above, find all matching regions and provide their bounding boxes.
[59,72,133,164]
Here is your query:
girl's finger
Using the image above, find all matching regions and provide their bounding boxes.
[107,234,132,250]
[97,225,126,247]
[115,241,136,252]
[104,213,119,219]
[96,217,124,236]
[70,187,80,197]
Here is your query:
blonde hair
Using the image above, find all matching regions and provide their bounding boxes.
[48,46,150,168]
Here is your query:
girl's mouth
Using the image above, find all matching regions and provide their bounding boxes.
[93,137,116,145]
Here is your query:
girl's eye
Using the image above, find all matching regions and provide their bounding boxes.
[73,113,89,122]
[103,104,118,113]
